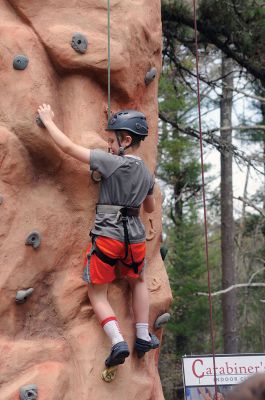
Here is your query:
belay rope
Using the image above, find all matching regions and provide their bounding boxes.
[192,1,218,398]
[91,0,111,183]
[108,0,218,393]
[107,0,111,120]
[105,2,143,274]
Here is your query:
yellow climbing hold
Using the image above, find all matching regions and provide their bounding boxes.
[101,365,118,382]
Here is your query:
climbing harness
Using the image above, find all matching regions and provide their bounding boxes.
[193,0,218,398]
[91,205,144,274]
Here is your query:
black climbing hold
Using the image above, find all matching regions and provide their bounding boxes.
[160,245,168,261]
[144,67,157,85]
[0,195,3,205]
[13,55,29,70]
[154,313,171,330]
[19,384,38,400]
[71,33,88,54]
[91,170,102,183]
[16,288,34,304]
[36,114,45,128]
[25,231,41,249]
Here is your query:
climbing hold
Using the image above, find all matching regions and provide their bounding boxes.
[144,67,157,85]
[0,195,3,205]
[36,114,45,128]
[101,365,118,382]
[71,33,88,54]
[160,245,168,261]
[25,231,41,249]
[19,384,38,400]
[146,218,156,241]
[91,170,102,183]
[154,313,171,330]
[13,55,29,70]
[16,288,34,304]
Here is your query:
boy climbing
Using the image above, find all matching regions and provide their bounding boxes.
[37,104,159,368]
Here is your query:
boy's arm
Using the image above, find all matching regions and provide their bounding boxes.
[38,104,90,164]
[143,194,155,213]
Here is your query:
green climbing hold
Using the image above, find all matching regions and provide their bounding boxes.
[160,245,168,261]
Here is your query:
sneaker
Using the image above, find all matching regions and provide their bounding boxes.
[105,341,130,367]
[134,333,160,357]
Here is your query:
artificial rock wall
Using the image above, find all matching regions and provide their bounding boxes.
[0,0,172,399]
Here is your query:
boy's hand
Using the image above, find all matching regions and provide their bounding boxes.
[37,104,55,126]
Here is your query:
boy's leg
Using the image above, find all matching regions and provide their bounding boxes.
[87,283,124,346]
[127,274,150,341]
[127,273,160,355]
[84,237,130,365]
[87,282,130,367]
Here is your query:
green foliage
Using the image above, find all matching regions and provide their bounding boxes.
[160,2,265,398]
[158,62,222,397]
[199,0,265,65]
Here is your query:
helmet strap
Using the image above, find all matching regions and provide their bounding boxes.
[115,131,132,156]
[118,146,125,156]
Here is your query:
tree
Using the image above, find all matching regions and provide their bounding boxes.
[220,54,238,352]
[162,0,265,84]
[158,59,222,399]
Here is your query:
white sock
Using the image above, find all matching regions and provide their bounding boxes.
[101,317,124,346]
[136,323,151,341]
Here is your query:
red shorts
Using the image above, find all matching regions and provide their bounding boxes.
[82,236,146,284]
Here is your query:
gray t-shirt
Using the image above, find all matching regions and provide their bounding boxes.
[90,149,154,243]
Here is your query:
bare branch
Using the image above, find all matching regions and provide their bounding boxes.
[221,125,265,131]
[235,196,265,216]
[196,283,265,297]
[159,111,265,175]
[248,267,265,284]
[168,57,265,104]
[223,84,265,103]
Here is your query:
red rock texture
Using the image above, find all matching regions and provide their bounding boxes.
[0,1,172,399]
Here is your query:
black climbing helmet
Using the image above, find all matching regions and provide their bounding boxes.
[106,110,148,139]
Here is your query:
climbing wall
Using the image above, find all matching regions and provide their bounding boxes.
[0,0,172,399]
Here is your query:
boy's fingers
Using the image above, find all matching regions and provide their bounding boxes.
[38,104,53,116]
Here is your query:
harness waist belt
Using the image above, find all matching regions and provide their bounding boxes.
[96,204,140,217]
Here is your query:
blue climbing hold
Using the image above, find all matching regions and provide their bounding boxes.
[13,55,29,70]
[19,384,38,400]
[25,231,41,249]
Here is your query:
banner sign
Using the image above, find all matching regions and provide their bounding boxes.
[182,354,265,400]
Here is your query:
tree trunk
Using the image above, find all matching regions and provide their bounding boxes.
[220,54,238,353]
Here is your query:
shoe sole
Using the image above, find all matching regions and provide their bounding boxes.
[105,349,130,368]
